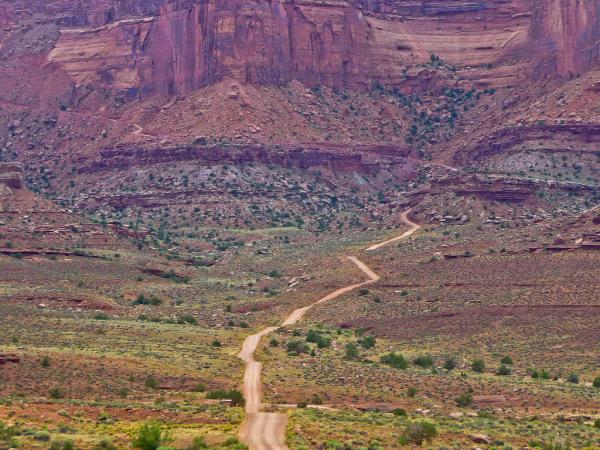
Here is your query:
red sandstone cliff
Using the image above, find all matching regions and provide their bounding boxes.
[39,0,600,96]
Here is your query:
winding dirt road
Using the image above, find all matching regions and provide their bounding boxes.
[238,210,420,450]
[366,210,421,252]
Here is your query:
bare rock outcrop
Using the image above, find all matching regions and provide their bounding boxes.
[0,163,24,189]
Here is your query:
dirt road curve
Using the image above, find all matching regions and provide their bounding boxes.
[238,210,420,450]
[365,210,421,251]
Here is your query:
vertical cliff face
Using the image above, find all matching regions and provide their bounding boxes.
[530,0,600,78]
[41,0,600,96]
[141,1,373,94]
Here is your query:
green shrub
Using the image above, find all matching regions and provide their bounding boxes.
[205,389,245,407]
[380,352,408,369]
[456,391,473,407]
[413,355,434,368]
[344,343,359,360]
[186,436,209,450]
[41,356,51,367]
[471,359,485,373]
[287,340,310,354]
[0,421,19,442]
[595,418,600,429]
[593,376,600,388]
[177,315,198,326]
[93,439,117,450]
[400,421,437,445]
[358,335,376,349]
[34,431,52,442]
[131,422,173,450]
[50,439,76,450]
[158,270,189,283]
[49,387,65,399]
[145,376,159,389]
[497,365,512,376]
[392,408,407,416]
[306,330,331,348]
[500,355,513,365]
[93,312,110,320]
[444,356,457,371]
[567,373,579,384]
[134,294,163,306]
[221,437,248,449]
[407,387,418,398]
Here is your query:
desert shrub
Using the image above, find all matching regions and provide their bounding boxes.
[444,356,457,370]
[131,422,173,450]
[413,355,434,368]
[593,376,600,388]
[58,424,75,433]
[287,340,310,354]
[49,387,65,399]
[34,431,52,441]
[456,391,473,407]
[93,439,117,450]
[531,369,551,380]
[344,343,359,360]
[41,356,51,367]
[186,436,209,450]
[567,373,579,384]
[94,312,110,320]
[50,439,76,450]
[177,315,198,325]
[206,389,245,407]
[320,440,351,450]
[407,387,418,398]
[193,384,206,393]
[400,421,437,445]
[497,365,512,376]
[0,421,19,442]
[595,418,600,429]
[500,355,513,365]
[358,335,376,349]
[306,330,331,348]
[211,339,222,347]
[269,338,278,347]
[381,352,408,369]
[221,437,248,449]
[134,294,163,306]
[471,359,485,373]
[392,408,407,416]
[145,376,159,389]
[159,270,189,283]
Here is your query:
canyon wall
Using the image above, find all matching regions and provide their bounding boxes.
[22,0,600,95]
[530,0,600,78]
